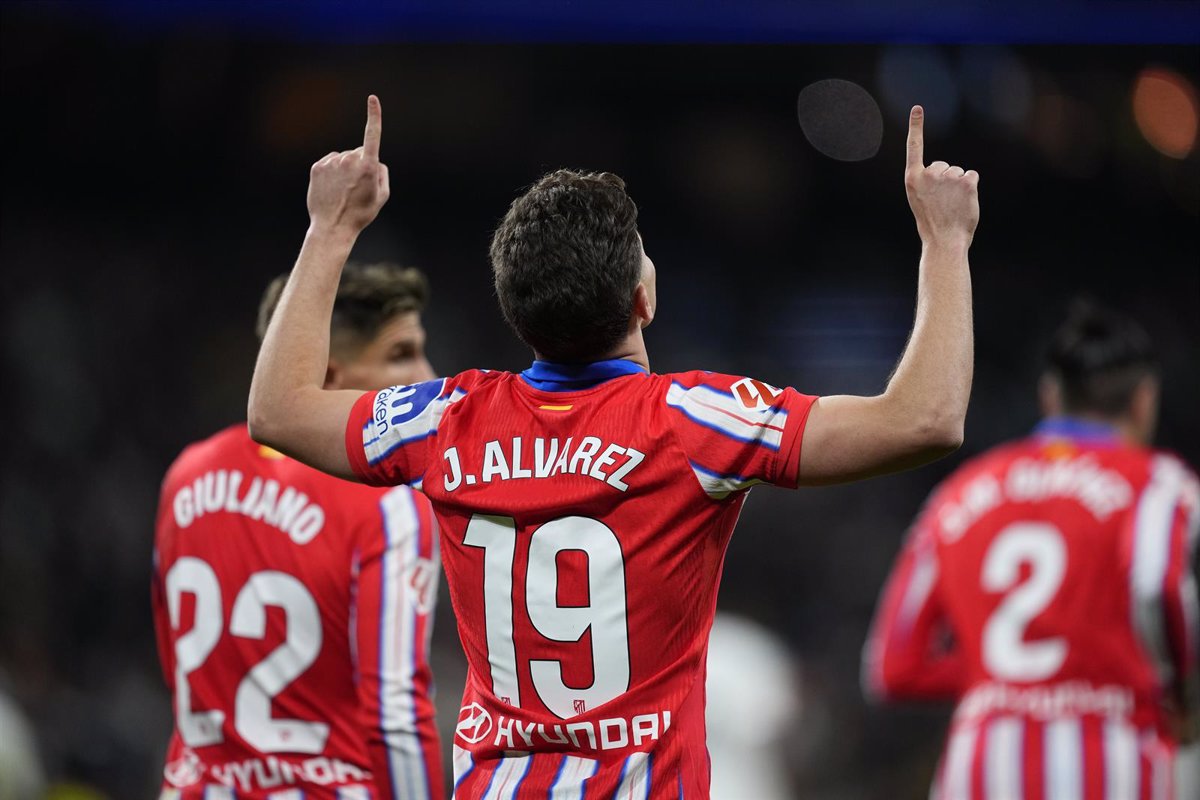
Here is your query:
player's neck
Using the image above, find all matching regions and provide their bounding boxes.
[601,328,650,372]
[532,329,651,372]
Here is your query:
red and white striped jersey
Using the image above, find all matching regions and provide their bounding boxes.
[864,418,1200,800]
[152,425,443,800]
[343,359,817,798]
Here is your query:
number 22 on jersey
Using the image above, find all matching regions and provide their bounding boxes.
[166,557,327,752]
[464,515,631,717]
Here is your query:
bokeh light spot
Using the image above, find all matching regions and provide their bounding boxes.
[797,79,883,162]
[1133,67,1199,159]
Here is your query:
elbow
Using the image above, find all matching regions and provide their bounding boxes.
[913,408,965,458]
[246,392,280,448]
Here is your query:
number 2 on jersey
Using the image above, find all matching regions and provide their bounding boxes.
[464,514,631,718]
[981,522,1068,681]
[165,557,328,752]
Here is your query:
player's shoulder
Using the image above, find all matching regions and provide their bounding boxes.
[446,368,510,392]
[658,369,792,411]
[163,423,251,484]
[1142,447,1200,496]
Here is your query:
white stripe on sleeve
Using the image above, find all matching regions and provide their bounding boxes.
[1044,717,1083,800]
[203,789,235,800]
[666,383,787,450]
[379,487,427,800]
[336,787,371,800]
[1131,456,1186,685]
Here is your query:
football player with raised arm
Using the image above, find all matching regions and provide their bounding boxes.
[154,264,444,799]
[248,95,979,797]
[863,303,1199,799]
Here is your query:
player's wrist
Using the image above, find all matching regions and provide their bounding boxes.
[920,232,972,257]
[305,219,362,247]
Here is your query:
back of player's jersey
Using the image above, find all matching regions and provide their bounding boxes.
[344,362,817,799]
[924,434,1197,798]
[153,425,442,800]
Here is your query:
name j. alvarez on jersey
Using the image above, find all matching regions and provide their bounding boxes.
[442,436,645,493]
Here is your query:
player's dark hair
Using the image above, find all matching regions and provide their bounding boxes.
[490,169,642,363]
[256,262,429,356]
[1044,300,1158,417]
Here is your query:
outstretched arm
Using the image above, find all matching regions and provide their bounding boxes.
[799,106,978,486]
[248,96,390,479]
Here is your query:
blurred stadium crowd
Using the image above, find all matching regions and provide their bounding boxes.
[1,4,1197,798]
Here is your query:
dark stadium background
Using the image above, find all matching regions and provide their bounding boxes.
[1,2,1197,797]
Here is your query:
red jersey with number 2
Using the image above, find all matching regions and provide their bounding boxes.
[344,360,816,799]
[864,420,1200,800]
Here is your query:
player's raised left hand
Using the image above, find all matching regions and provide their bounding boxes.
[307,94,391,234]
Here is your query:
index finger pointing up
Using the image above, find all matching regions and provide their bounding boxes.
[906,105,924,170]
[363,94,382,160]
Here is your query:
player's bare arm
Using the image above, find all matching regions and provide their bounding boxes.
[799,105,978,486]
[248,95,390,478]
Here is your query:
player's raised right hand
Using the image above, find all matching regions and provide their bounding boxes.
[306,94,391,234]
[903,106,979,247]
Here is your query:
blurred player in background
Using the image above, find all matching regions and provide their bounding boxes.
[705,612,801,799]
[248,96,979,796]
[152,263,444,799]
[864,302,1199,799]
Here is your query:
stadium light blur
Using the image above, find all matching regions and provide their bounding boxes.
[1133,67,1199,159]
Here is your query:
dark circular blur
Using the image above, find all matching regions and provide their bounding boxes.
[797,78,885,161]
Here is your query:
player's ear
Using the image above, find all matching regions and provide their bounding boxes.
[633,283,654,328]
[1038,374,1062,417]
[1129,374,1160,444]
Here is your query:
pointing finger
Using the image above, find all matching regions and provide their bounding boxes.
[906,105,924,171]
[363,94,382,161]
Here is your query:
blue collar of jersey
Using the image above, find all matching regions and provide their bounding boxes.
[520,358,649,392]
[1034,416,1122,444]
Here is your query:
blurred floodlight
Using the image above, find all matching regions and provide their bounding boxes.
[877,47,961,136]
[796,79,883,161]
[1133,67,1199,159]
[960,48,1033,130]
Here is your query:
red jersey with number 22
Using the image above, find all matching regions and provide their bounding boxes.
[153,425,443,800]
[345,360,816,799]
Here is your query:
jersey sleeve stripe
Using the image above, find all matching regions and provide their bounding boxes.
[378,488,428,800]
[1130,456,1187,685]
[666,383,785,450]
[336,788,370,800]
[687,460,762,498]
[363,384,466,466]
